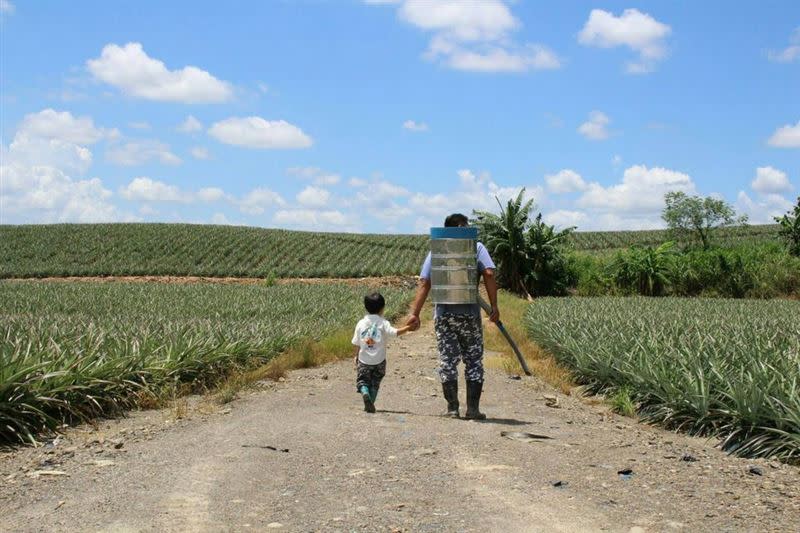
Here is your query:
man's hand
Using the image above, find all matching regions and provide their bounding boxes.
[407,314,421,331]
[489,307,500,323]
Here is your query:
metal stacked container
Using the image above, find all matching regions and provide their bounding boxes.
[429,227,478,304]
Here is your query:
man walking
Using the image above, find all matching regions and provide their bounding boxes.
[407,213,499,419]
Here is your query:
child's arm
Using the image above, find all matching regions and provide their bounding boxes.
[385,321,412,337]
[351,324,360,367]
[394,324,413,336]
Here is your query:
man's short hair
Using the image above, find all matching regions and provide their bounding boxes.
[444,213,469,227]
[364,292,386,314]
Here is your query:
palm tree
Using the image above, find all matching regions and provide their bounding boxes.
[473,190,534,298]
[474,189,575,298]
[526,213,575,296]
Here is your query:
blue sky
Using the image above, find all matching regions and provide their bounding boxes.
[1,0,798,233]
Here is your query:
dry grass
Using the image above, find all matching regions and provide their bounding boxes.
[483,291,575,395]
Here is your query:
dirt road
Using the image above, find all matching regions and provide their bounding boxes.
[2,321,798,532]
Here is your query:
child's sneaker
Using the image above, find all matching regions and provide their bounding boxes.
[360,386,375,413]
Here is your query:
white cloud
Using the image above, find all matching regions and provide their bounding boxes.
[129,121,151,130]
[352,180,411,220]
[211,212,244,226]
[139,205,158,216]
[238,188,286,215]
[546,169,587,193]
[577,165,695,216]
[578,111,611,141]
[0,163,116,223]
[0,0,14,14]
[768,27,800,63]
[439,43,561,72]
[119,178,228,205]
[1,111,118,223]
[87,42,233,103]
[177,115,203,133]
[752,166,792,194]
[737,191,794,224]
[403,120,429,132]
[586,213,666,231]
[408,168,544,220]
[377,0,560,73]
[348,177,368,187]
[273,209,359,232]
[208,116,312,149]
[399,0,516,41]
[6,133,93,174]
[257,82,270,94]
[120,177,184,202]
[767,120,800,148]
[197,187,226,203]
[19,108,118,145]
[545,209,588,229]
[372,180,410,198]
[287,166,341,186]
[191,146,211,160]
[612,154,623,166]
[297,186,331,208]
[106,140,182,166]
[578,8,671,73]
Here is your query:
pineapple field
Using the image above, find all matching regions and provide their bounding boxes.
[0,281,412,444]
[0,222,783,279]
[525,297,800,461]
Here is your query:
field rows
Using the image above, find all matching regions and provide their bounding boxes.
[0,223,782,279]
[0,281,412,443]
[569,224,781,253]
[525,297,800,460]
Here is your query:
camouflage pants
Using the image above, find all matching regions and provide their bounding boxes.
[356,360,386,391]
[434,313,484,384]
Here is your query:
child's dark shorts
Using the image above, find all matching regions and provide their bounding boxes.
[356,360,387,391]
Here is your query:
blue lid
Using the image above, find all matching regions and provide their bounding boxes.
[430,227,478,239]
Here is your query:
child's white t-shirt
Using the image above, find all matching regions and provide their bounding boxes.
[351,314,398,365]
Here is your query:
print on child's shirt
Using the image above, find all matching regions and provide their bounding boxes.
[360,322,382,354]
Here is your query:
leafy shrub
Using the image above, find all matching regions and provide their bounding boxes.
[473,190,574,297]
[775,196,800,256]
[609,242,676,296]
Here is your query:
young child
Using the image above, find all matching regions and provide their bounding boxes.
[352,292,412,413]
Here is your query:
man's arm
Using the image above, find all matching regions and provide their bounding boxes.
[407,278,430,330]
[483,268,500,323]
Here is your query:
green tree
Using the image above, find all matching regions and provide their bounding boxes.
[662,191,747,250]
[775,196,800,256]
[473,189,574,298]
[611,242,676,296]
[526,213,575,296]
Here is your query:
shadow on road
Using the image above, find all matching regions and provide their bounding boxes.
[478,417,531,426]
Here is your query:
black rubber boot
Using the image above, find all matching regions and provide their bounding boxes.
[464,381,486,420]
[442,381,459,418]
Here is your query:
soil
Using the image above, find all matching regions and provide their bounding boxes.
[1,320,798,532]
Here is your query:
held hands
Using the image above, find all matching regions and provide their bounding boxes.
[406,314,421,331]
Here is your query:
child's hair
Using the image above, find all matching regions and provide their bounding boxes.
[444,213,469,227]
[364,292,386,314]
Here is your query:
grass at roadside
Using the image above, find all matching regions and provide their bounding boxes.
[483,291,575,394]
